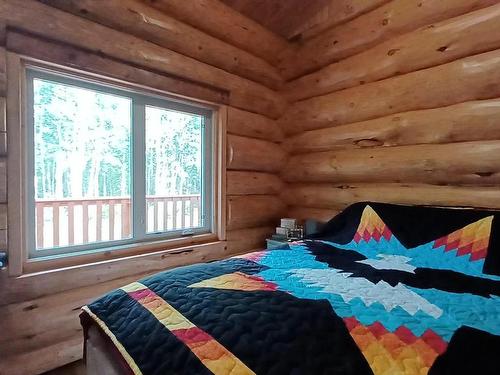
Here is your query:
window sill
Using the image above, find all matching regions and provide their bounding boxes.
[1,239,229,305]
[22,233,220,274]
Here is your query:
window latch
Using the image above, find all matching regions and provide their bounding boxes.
[181,229,195,237]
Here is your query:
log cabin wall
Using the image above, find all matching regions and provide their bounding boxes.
[279,0,500,222]
[3,0,500,373]
[0,1,288,373]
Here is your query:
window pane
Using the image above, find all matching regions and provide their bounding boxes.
[145,106,204,234]
[33,77,132,250]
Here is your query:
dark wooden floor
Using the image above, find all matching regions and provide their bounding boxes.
[42,360,85,375]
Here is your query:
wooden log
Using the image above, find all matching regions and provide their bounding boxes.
[227,171,284,195]
[0,46,5,96]
[0,131,5,156]
[0,97,5,134]
[0,20,5,45]
[227,195,285,230]
[283,140,500,185]
[284,99,500,154]
[41,0,283,89]
[0,275,139,355]
[2,323,82,361]
[0,0,285,118]
[5,52,21,275]
[0,45,5,168]
[0,241,229,305]
[287,206,339,224]
[0,227,6,250]
[227,135,287,173]
[0,273,152,373]
[280,49,500,134]
[0,204,6,231]
[142,0,290,67]
[7,30,228,105]
[280,0,498,79]
[227,107,283,142]
[0,336,82,375]
[283,183,500,211]
[288,0,390,42]
[0,19,5,42]
[285,3,500,102]
[226,226,274,253]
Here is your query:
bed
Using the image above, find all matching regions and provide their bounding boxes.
[80,202,500,374]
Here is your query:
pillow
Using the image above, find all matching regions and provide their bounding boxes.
[315,202,500,277]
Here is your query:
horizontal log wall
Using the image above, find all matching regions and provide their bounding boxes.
[227,134,287,173]
[227,171,284,195]
[284,141,500,184]
[227,107,283,142]
[285,0,390,42]
[279,0,498,79]
[280,49,500,134]
[226,226,275,254]
[284,3,500,101]
[287,206,340,224]
[1,0,286,118]
[41,0,283,89]
[0,1,287,374]
[7,31,229,105]
[283,184,500,211]
[227,195,286,230]
[281,0,500,223]
[141,0,290,67]
[225,106,286,252]
[284,100,500,153]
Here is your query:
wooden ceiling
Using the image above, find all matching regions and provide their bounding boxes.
[220,0,332,40]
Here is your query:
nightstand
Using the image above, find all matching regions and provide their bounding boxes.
[266,238,290,250]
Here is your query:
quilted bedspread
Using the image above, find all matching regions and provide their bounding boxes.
[81,203,500,375]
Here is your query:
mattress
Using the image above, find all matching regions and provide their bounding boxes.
[81,202,500,375]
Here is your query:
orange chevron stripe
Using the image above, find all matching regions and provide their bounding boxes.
[122,282,255,375]
[189,272,278,292]
[354,206,392,243]
[344,318,446,375]
[432,216,493,261]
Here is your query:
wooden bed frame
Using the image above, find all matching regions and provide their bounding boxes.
[85,325,131,375]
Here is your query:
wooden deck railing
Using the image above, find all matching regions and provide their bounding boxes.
[35,195,201,249]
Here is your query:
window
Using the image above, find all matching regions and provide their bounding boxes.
[25,67,214,259]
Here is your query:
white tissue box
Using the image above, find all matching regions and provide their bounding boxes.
[280,218,297,229]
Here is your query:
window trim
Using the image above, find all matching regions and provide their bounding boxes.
[26,68,214,259]
[7,55,226,275]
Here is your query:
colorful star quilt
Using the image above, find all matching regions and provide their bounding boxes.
[82,203,500,375]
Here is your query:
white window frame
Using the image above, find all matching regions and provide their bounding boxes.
[10,59,221,268]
